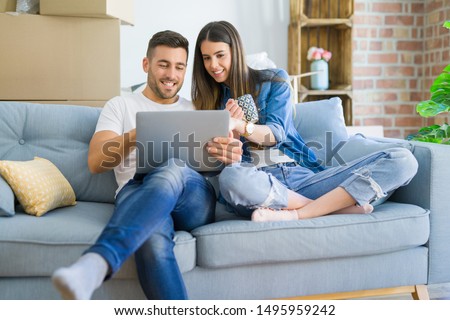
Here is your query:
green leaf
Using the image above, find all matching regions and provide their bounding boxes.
[418,124,440,133]
[430,70,450,94]
[444,21,450,29]
[417,100,449,117]
[431,90,450,107]
[407,123,450,144]
[416,64,450,117]
[431,91,450,111]
[429,85,450,96]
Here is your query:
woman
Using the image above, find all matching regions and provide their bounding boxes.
[192,21,418,221]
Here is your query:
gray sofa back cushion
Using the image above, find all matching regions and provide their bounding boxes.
[293,97,349,167]
[0,175,15,217]
[293,98,413,168]
[0,102,117,203]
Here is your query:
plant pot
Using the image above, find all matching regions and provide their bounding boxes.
[310,59,329,90]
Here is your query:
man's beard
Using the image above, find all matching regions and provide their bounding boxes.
[147,75,182,100]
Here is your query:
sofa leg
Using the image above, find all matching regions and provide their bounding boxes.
[411,285,429,300]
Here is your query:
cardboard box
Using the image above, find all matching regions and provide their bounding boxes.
[0,0,16,12]
[40,0,134,26]
[0,14,120,101]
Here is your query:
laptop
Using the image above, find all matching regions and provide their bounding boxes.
[135,110,229,174]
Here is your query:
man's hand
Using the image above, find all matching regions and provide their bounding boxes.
[207,134,243,165]
[88,129,136,174]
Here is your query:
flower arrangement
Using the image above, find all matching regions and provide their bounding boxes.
[307,47,332,62]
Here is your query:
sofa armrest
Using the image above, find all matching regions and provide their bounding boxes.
[387,140,450,284]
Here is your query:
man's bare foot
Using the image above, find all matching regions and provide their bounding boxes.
[251,208,299,222]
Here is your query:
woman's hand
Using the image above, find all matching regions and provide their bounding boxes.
[225,98,246,137]
[229,117,244,134]
[207,133,243,164]
[225,98,244,120]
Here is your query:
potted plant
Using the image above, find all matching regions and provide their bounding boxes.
[407,21,450,144]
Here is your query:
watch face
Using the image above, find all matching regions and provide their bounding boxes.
[246,122,255,134]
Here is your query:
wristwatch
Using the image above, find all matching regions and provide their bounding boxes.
[242,121,255,137]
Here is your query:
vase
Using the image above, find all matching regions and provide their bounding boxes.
[310,59,329,90]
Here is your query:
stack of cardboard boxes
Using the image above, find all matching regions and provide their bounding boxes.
[0,0,134,107]
[0,0,16,12]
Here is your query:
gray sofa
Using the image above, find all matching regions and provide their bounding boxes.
[0,99,449,300]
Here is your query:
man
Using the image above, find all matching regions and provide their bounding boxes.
[51,30,242,300]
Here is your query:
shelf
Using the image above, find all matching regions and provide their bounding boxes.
[299,89,352,98]
[297,26,352,88]
[300,16,353,28]
[299,84,352,94]
[292,0,354,21]
[289,0,354,125]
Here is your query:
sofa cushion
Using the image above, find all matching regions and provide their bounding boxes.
[336,134,414,167]
[293,99,414,170]
[0,102,117,203]
[292,99,414,205]
[0,201,196,278]
[0,175,15,217]
[192,202,429,268]
[0,157,76,216]
[293,97,349,167]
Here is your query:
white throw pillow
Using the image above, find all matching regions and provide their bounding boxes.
[246,52,277,70]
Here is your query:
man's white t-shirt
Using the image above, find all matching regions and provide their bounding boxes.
[95,91,194,194]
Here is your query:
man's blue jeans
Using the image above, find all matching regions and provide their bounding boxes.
[85,159,216,299]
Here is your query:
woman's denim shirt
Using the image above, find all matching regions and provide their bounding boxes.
[220,68,324,173]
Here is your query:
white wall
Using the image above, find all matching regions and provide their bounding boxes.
[120,0,290,98]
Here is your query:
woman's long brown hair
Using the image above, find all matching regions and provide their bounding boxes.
[192,21,274,110]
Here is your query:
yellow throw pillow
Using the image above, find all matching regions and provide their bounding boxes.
[0,157,76,216]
